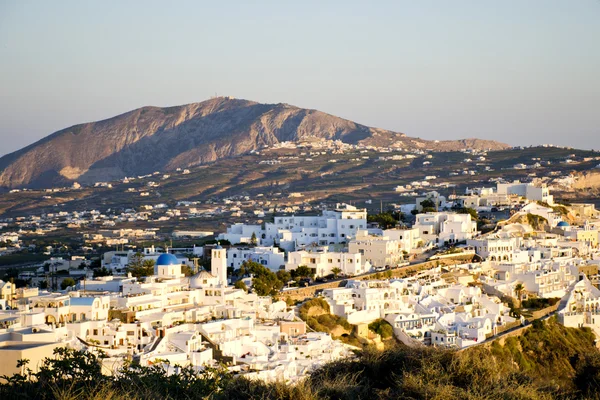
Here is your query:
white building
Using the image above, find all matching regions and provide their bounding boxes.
[219,204,367,251]
[414,212,478,245]
[348,230,405,268]
[415,191,447,212]
[383,228,422,253]
[227,246,285,272]
[219,224,262,245]
[211,245,228,287]
[497,181,554,205]
[558,275,600,337]
[324,279,409,324]
[285,248,366,278]
[467,235,521,262]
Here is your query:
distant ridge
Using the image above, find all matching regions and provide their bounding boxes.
[0,97,510,188]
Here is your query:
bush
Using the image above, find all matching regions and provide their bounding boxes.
[299,298,330,321]
[0,348,233,400]
[60,277,76,290]
[368,319,394,339]
[521,297,560,310]
[1,320,598,399]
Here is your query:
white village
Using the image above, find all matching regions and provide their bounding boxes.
[1,180,600,385]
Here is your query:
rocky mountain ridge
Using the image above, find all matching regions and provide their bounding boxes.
[0,97,510,188]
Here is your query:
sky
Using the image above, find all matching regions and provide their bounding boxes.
[0,0,599,156]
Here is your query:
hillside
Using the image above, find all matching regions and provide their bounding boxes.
[0,97,510,188]
[2,318,599,399]
[1,144,599,220]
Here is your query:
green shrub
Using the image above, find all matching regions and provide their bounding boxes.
[368,319,394,339]
[299,298,330,321]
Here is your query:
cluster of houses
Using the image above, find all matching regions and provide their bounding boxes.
[0,248,352,381]
[3,177,600,383]
[217,203,480,277]
[323,267,517,348]
[311,196,600,348]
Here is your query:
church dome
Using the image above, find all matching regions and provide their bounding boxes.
[156,253,180,266]
[189,270,216,288]
[557,221,570,227]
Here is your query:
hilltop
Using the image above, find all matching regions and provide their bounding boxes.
[0,97,509,189]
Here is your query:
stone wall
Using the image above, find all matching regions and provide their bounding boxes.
[528,303,559,320]
[281,254,475,302]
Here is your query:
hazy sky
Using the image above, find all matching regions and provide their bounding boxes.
[1,1,599,156]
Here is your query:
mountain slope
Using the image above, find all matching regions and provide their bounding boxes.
[0,97,510,188]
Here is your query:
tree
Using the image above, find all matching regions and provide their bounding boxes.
[514,283,524,303]
[276,270,291,284]
[243,261,283,297]
[458,207,478,220]
[420,199,436,211]
[39,280,48,289]
[93,267,112,278]
[293,265,314,280]
[367,212,397,229]
[234,280,247,291]
[331,267,342,278]
[250,232,258,246]
[236,263,248,279]
[126,253,155,278]
[181,264,194,277]
[61,277,76,290]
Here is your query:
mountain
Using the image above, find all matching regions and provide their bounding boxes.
[0,97,510,188]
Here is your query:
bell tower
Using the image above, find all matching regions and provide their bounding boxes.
[211,244,228,287]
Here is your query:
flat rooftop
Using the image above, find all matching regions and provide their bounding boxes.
[0,341,57,351]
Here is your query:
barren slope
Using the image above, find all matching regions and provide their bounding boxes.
[0,97,510,188]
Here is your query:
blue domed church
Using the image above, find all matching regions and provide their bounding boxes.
[154,253,184,279]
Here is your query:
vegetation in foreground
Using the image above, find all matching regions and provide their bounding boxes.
[2,318,600,399]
